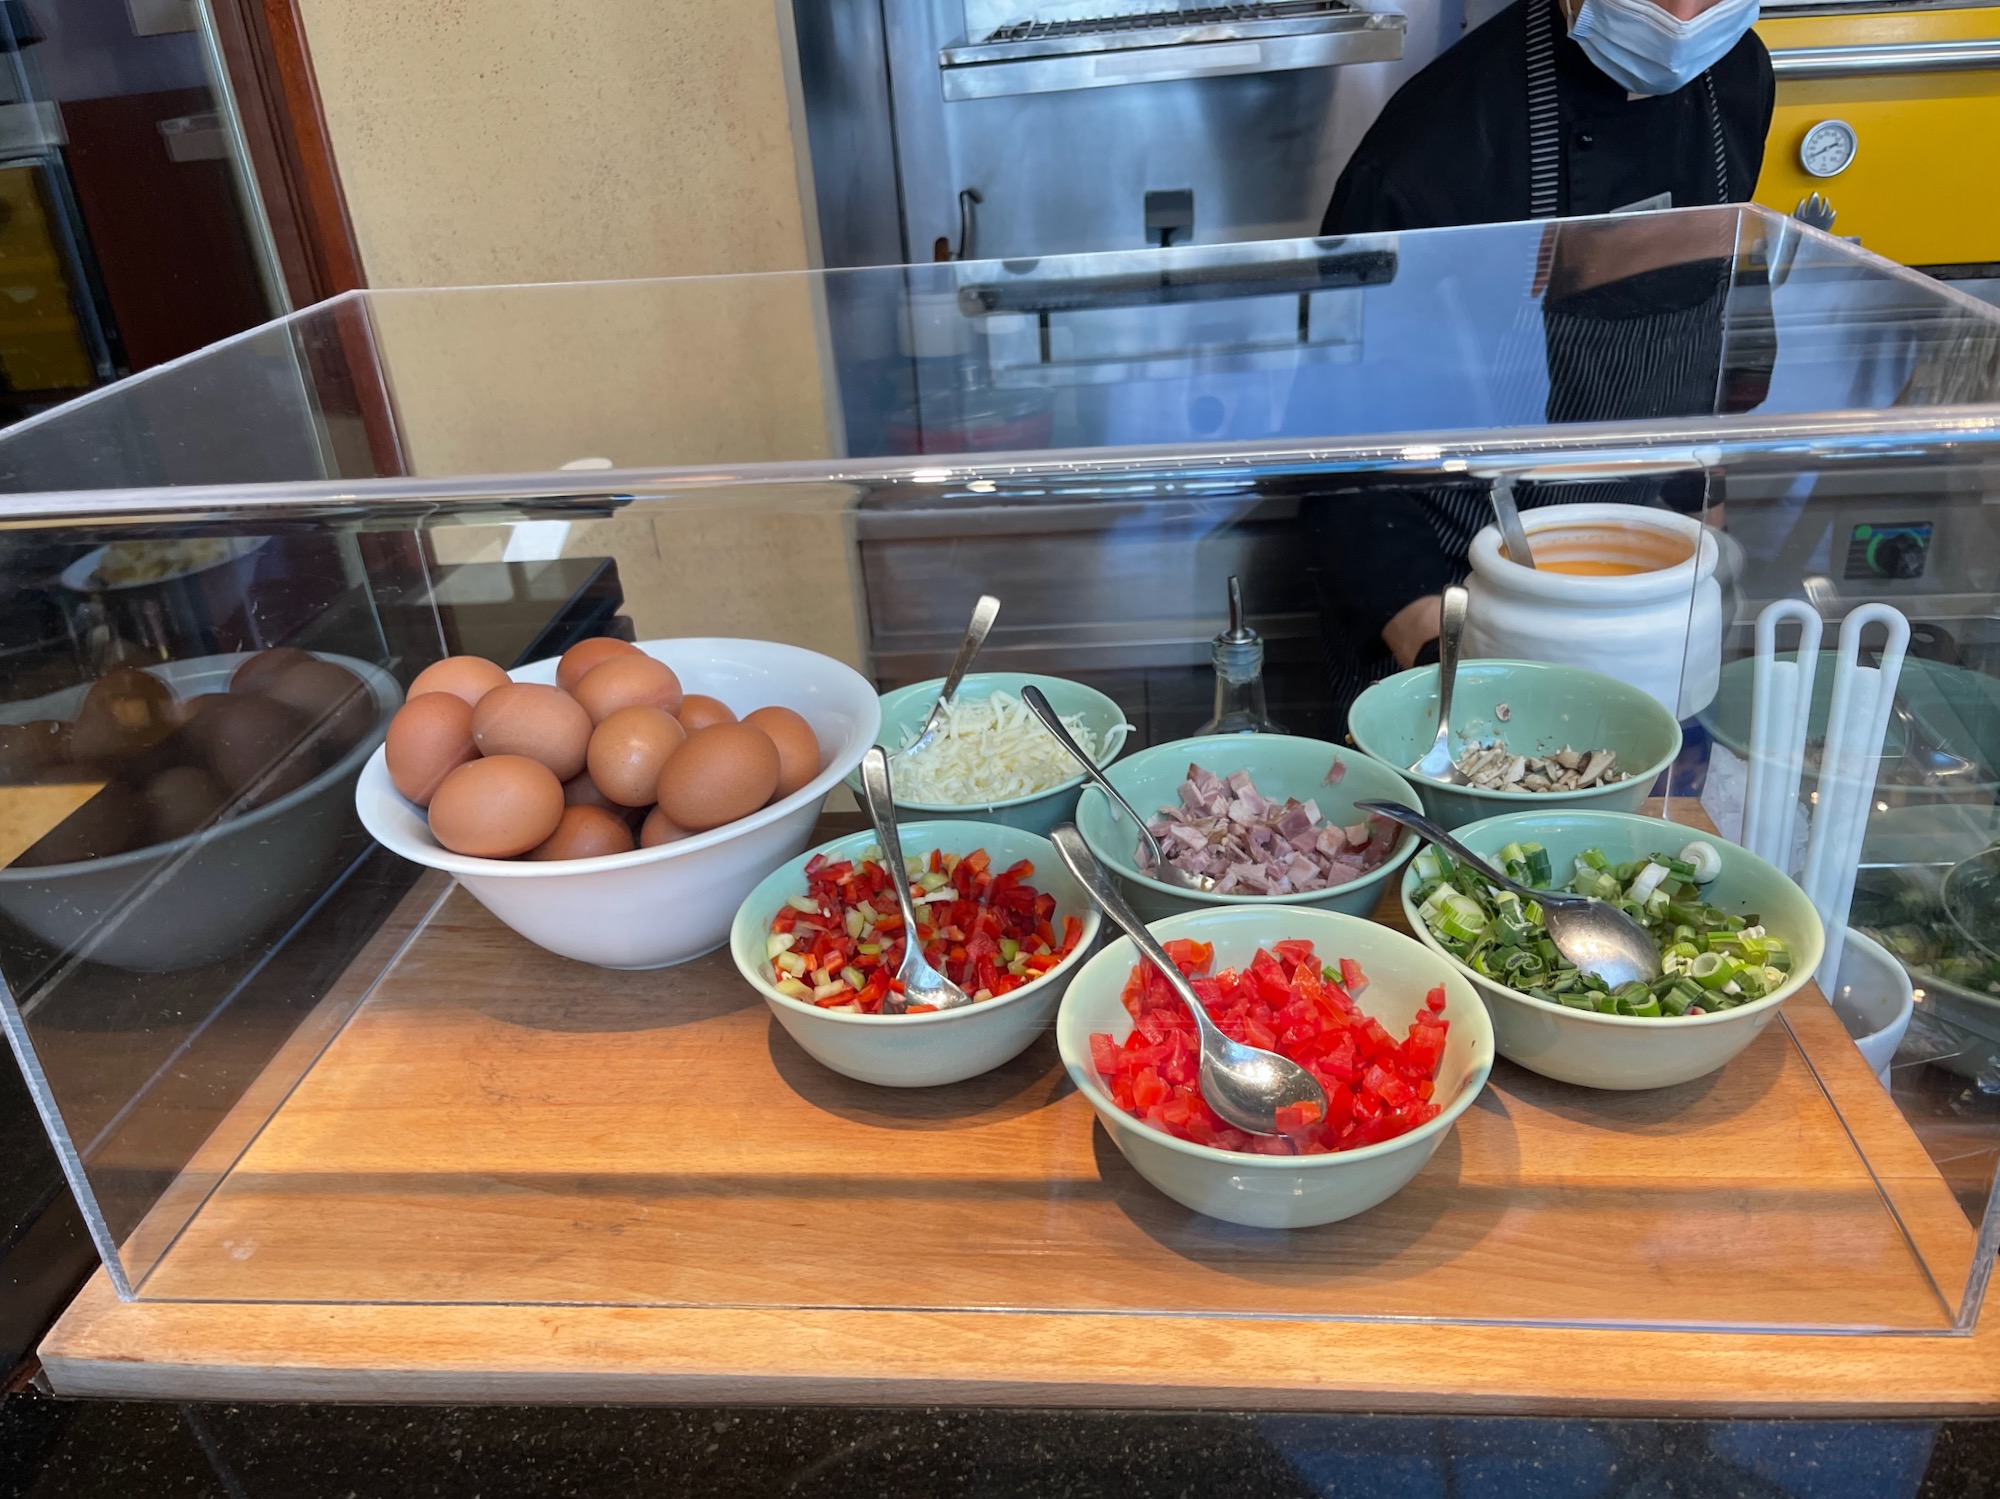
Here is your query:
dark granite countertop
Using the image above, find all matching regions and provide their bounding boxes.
[3,1397,1999,1498]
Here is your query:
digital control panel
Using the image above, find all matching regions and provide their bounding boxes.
[1844,521,1932,582]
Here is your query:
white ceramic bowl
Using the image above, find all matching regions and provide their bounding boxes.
[1829,928,1914,1090]
[730,820,1100,1087]
[0,651,401,973]
[1401,810,1826,1091]
[356,638,879,969]
[1055,906,1493,1229]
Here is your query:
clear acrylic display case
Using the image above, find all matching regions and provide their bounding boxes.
[6,205,2000,1402]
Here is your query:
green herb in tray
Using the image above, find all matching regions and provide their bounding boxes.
[1413,840,1794,1018]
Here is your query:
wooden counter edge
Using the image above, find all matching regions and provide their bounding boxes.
[38,1268,2000,1413]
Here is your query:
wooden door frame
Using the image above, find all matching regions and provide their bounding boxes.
[204,0,364,307]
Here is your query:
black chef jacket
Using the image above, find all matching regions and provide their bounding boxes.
[1322,0,1774,234]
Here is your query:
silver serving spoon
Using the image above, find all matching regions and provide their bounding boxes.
[896,594,1000,763]
[1021,684,1214,893]
[1490,477,1536,569]
[1409,585,1471,786]
[1889,697,1983,790]
[1049,824,1328,1137]
[1356,800,1663,988]
[858,747,974,1014]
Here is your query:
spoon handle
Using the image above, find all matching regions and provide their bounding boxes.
[921,595,1001,734]
[859,747,928,942]
[1435,585,1467,752]
[1023,684,1167,870]
[1353,799,1583,909]
[1049,824,1226,1048]
[1490,478,1536,569]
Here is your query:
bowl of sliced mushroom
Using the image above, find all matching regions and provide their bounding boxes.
[1347,659,1684,830]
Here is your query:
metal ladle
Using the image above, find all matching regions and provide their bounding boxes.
[1408,585,1470,785]
[1355,801,1663,987]
[858,747,974,1014]
[1049,824,1328,1137]
[1021,684,1214,893]
[896,594,1000,764]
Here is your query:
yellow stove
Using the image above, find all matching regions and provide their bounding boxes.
[1755,2,2000,269]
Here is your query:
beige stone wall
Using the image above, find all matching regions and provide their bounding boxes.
[299,0,869,672]
[297,0,818,287]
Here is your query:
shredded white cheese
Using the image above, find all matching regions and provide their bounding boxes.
[894,689,1125,805]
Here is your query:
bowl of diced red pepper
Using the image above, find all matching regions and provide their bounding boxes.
[730,820,1101,1087]
[1055,906,1493,1229]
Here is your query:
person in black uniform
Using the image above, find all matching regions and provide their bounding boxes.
[1303,0,1776,710]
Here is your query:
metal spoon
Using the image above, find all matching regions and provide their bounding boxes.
[1889,697,1983,790]
[1021,684,1215,893]
[1490,477,1535,568]
[858,747,973,1014]
[1355,800,1663,987]
[1049,824,1328,1137]
[1409,585,1470,785]
[896,594,1000,763]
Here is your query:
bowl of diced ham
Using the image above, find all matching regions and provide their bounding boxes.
[1072,734,1423,922]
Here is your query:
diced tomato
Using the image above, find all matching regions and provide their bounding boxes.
[1088,938,1451,1157]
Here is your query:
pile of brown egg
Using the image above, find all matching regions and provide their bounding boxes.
[384,639,823,861]
[0,649,378,867]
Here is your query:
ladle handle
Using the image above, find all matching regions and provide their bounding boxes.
[1354,799,1584,909]
[1049,824,1226,1046]
[1022,684,1167,869]
[859,747,926,940]
[1435,585,1467,748]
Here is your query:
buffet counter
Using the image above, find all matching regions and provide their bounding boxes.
[6,206,2000,1417]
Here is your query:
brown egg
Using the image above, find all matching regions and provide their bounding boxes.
[655,722,780,832]
[640,804,692,847]
[526,804,637,861]
[13,778,146,867]
[143,765,230,843]
[69,668,181,775]
[555,636,639,694]
[743,706,822,800]
[385,693,479,807]
[230,647,316,696]
[572,655,683,724]
[427,754,565,858]
[264,659,376,754]
[676,694,737,733]
[408,655,510,708]
[585,706,686,808]
[190,694,318,807]
[0,720,67,784]
[470,683,593,780]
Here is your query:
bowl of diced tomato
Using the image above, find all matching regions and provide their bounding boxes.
[1055,906,1493,1229]
[730,820,1101,1087]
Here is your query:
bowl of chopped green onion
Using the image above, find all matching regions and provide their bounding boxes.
[1400,810,1824,1090]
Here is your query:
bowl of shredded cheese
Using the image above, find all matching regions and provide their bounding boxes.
[854,672,1133,835]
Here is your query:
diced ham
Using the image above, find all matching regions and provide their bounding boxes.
[1138,763,1405,895]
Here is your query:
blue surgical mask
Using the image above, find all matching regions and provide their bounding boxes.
[1569,0,1760,96]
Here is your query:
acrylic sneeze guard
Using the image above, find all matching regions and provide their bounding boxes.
[3,204,2000,1341]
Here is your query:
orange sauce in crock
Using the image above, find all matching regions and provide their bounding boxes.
[1530,524,1694,577]
[1537,558,1656,576]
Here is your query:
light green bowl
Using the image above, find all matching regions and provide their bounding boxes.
[1348,660,1683,831]
[1073,734,1421,922]
[729,819,1100,1088]
[1055,905,1494,1229]
[1399,809,1825,1091]
[855,672,1132,836]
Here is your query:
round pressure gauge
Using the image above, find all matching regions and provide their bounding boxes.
[1800,119,1858,178]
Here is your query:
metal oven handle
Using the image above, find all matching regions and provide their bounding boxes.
[1769,38,2000,77]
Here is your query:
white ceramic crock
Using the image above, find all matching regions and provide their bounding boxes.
[1462,503,1725,718]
